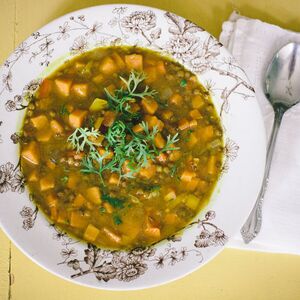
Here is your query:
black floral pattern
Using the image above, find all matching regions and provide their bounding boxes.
[0,162,14,193]
[20,206,38,230]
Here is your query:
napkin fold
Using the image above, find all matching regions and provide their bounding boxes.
[220,12,300,255]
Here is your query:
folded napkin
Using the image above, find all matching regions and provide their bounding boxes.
[220,12,300,255]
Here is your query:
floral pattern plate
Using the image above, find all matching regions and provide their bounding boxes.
[0,4,266,290]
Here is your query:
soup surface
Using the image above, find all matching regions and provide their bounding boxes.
[20,46,223,250]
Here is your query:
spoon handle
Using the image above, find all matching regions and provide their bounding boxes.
[240,106,285,243]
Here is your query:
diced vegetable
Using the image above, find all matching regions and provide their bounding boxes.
[57,210,68,224]
[73,194,85,207]
[30,115,49,130]
[68,109,87,128]
[103,111,116,127]
[108,173,119,185]
[187,132,198,148]
[125,54,143,71]
[50,120,64,134]
[86,187,101,205]
[169,94,183,106]
[132,123,144,133]
[21,141,40,165]
[144,115,164,131]
[169,150,181,161]
[67,173,78,189]
[189,109,202,119]
[154,133,166,148]
[139,162,156,179]
[141,97,158,114]
[185,194,199,210]
[144,66,157,83]
[102,227,121,244]
[180,170,196,182]
[189,119,197,128]
[84,224,100,242]
[164,189,176,201]
[94,117,104,129]
[161,110,174,120]
[54,78,72,97]
[92,73,105,84]
[70,212,88,228]
[99,57,118,75]
[207,155,216,175]
[156,153,167,163]
[36,129,52,142]
[144,227,161,238]
[40,175,55,191]
[111,52,125,69]
[156,61,166,75]
[50,207,58,221]
[185,178,200,192]
[89,98,107,112]
[39,79,52,98]
[103,202,114,214]
[28,169,38,182]
[71,83,88,98]
[164,213,179,225]
[192,95,204,109]
[201,125,214,141]
[178,118,190,130]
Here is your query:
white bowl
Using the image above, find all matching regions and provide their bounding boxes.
[0,4,266,290]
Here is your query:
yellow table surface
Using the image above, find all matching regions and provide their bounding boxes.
[1,0,300,299]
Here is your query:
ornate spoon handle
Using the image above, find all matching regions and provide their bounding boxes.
[241,106,285,243]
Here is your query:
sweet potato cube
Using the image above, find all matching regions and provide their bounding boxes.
[67,173,78,189]
[112,52,125,69]
[102,111,116,127]
[30,115,49,130]
[50,120,64,134]
[71,83,88,98]
[99,57,118,75]
[141,97,158,114]
[28,169,39,182]
[108,173,119,185]
[207,155,216,175]
[185,178,200,192]
[57,210,68,224]
[102,227,121,244]
[169,94,183,106]
[154,133,166,149]
[187,132,198,148]
[192,95,204,109]
[156,61,166,75]
[125,54,143,71]
[69,110,87,128]
[73,194,85,207]
[86,187,101,205]
[144,66,157,84]
[161,110,173,120]
[92,73,105,84]
[169,150,181,162]
[50,207,58,221]
[40,175,55,191]
[46,194,58,208]
[139,163,156,179]
[70,212,88,228]
[144,115,164,131]
[54,78,72,97]
[185,194,199,210]
[180,170,196,182]
[21,141,40,165]
[201,125,214,141]
[178,118,190,130]
[164,189,176,201]
[189,109,202,119]
[39,79,52,98]
[144,227,160,239]
[84,224,100,242]
[132,123,144,133]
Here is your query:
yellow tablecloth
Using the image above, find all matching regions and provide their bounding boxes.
[1,0,300,299]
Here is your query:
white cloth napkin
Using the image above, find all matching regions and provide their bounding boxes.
[220,12,300,255]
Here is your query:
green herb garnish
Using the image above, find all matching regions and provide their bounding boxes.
[180,79,187,87]
[60,175,69,184]
[99,206,106,213]
[102,194,125,209]
[59,104,70,116]
[113,214,122,225]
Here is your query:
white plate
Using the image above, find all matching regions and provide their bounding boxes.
[0,4,266,290]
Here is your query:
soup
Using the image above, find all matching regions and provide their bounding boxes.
[20,46,223,250]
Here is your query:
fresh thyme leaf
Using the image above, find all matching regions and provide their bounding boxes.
[180,79,187,87]
[102,194,125,209]
[59,104,70,116]
[113,214,122,225]
[170,164,178,177]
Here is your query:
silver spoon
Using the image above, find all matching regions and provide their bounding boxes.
[241,42,300,243]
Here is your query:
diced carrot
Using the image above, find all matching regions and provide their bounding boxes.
[21,141,40,165]
[141,97,158,114]
[156,61,166,75]
[84,224,100,242]
[68,109,87,128]
[50,207,58,221]
[189,109,202,119]
[201,125,214,141]
[92,73,105,84]
[207,155,216,175]
[108,173,119,185]
[36,129,52,142]
[54,78,72,97]
[164,188,176,201]
[102,227,121,244]
[169,94,183,106]
[192,95,204,109]
[185,178,200,192]
[30,115,48,130]
[144,227,160,239]
[144,115,164,131]
[103,202,114,214]
[50,120,64,134]
[39,79,52,98]
[164,213,179,225]
[189,119,198,128]
[70,212,88,228]
[125,54,143,71]
[169,150,181,162]
[161,110,173,120]
[99,56,118,75]
[144,66,157,84]
[28,169,38,182]
[57,210,68,224]
[111,52,125,69]
[86,187,101,205]
[103,111,116,127]
[46,194,58,208]
[156,152,167,164]
[71,83,88,98]
[180,170,196,182]
[40,175,55,191]
[139,162,156,179]
[132,123,144,133]
[67,173,78,189]
[187,132,198,148]
[46,159,56,170]
[178,118,190,130]
[154,133,166,148]
[73,194,85,207]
